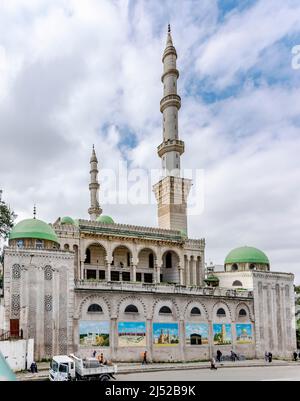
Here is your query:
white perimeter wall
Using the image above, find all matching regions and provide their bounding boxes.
[0,339,34,372]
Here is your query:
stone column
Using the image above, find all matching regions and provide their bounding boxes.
[179,319,185,362]
[106,262,111,282]
[146,319,153,362]
[192,257,197,286]
[185,256,190,286]
[156,265,162,284]
[132,265,137,282]
[178,265,184,286]
[110,317,117,361]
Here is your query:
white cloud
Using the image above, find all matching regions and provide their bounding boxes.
[0,0,300,282]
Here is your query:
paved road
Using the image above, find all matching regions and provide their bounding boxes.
[116,365,300,381]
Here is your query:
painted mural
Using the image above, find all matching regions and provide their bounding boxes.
[185,323,209,345]
[79,321,110,347]
[236,324,253,344]
[118,322,146,347]
[153,323,179,346]
[213,324,232,345]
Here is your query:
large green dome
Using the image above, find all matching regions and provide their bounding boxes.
[225,246,269,265]
[9,218,59,244]
[96,215,114,224]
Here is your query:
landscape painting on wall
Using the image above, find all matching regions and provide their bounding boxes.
[236,324,253,344]
[153,323,179,346]
[213,324,232,345]
[185,323,209,345]
[79,321,110,347]
[118,322,146,347]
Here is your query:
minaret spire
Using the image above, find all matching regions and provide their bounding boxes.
[88,146,102,221]
[153,26,192,234]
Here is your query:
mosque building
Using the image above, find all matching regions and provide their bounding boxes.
[1,27,296,362]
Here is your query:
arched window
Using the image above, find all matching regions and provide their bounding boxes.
[87,304,102,313]
[159,306,172,314]
[232,280,243,287]
[249,264,255,270]
[191,307,201,315]
[231,264,238,271]
[125,304,138,313]
[166,252,172,268]
[239,309,247,317]
[149,253,154,269]
[217,308,226,317]
[64,244,69,250]
[85,248,91,264]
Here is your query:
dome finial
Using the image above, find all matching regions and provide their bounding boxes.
[168,23,171,33]
[33,204,36,219]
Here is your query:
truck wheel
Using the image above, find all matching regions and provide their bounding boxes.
[99,374,110,381]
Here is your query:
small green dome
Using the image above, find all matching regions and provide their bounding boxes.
[61,216,75,225]
[9,218,59,244]
[225,246,269,265]
[180,229,187,238]
[205,275,220,282]
[96,215,114,224]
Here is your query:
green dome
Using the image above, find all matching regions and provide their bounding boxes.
[96,215,114,224]
[9,218,59,244]
[180,229,187,238]
[225,246,269,265]
[205,275,220,282]
[61,216,75,225]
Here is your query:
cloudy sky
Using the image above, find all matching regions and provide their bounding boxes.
[1,0,300,281]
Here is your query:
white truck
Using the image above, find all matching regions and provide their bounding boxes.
[49,354,117,381]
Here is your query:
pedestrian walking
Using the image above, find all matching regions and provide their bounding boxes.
[293,351,298,361]
[142,351,148,365]
[92,350,96,358]
[230,350,236,362]
[216,350,222,362]
[268,352,273,363]
[264,351,269,362]
[210,357,217,370]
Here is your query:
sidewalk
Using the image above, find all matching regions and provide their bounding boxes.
[16,359,300,381]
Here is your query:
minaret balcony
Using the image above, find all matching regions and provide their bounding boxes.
[158,139,185,157]
[160,94,181,112]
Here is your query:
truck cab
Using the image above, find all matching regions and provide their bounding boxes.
[49,355,75,381]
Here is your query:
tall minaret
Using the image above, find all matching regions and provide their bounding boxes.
[153,25,192,234]
[88,145,102,220]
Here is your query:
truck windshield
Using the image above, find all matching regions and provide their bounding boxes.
[50,360,58,372]
[59,364,68,373]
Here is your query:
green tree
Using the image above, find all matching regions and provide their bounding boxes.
[0,190,16,240]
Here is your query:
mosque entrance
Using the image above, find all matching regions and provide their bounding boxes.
[10,319,19,338]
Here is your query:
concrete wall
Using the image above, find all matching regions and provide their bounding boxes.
[0,339,34,372]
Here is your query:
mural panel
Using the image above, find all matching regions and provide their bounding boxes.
[213,323,232,345]
[153,323,179,346]
[79,321,110,347]
[236,323,253,344]
[185,323,209,345]
[118,322,146,347]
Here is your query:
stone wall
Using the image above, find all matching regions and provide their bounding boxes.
[74,288,255,363]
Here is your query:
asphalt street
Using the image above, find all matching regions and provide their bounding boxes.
[116,365,300,381]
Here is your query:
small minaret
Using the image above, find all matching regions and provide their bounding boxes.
[88,145,102,221]
[153,25,192,234]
